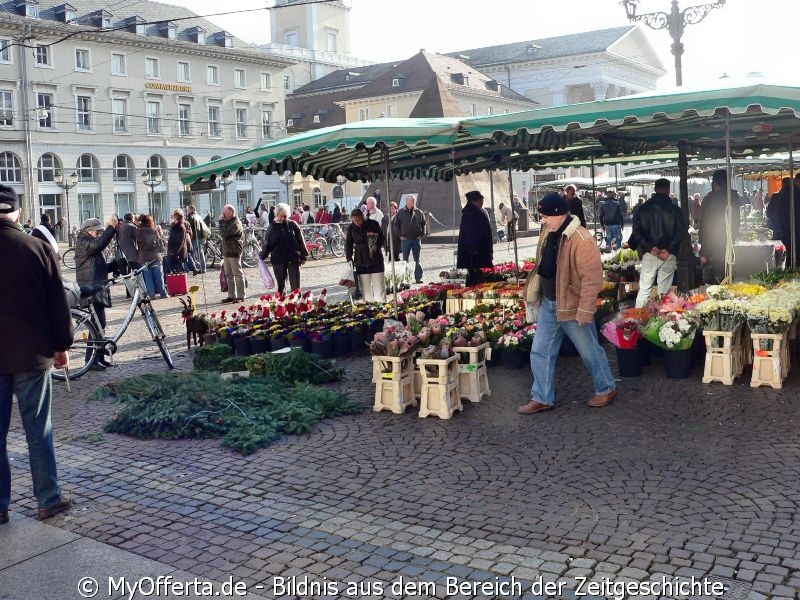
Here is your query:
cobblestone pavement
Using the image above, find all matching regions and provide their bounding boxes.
[4,238,800,599]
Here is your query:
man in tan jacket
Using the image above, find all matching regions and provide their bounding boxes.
[518,192,616,414]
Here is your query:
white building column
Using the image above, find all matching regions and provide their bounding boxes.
[592,82,610,101]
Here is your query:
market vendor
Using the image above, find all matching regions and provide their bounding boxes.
[518,192,616,414]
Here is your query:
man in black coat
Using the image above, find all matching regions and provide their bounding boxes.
[699,169,740,282]
[457,191,493,285]
[0,185,74,524]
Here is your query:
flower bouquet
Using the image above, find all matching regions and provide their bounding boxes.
[601,318,641,349]
[369,326,419,358]
[419,338,455,377]
[642,311,698,351]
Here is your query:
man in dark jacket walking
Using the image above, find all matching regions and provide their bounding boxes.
[598,189,624,251]
[627,179,686,307]
[457,191,493,285]
[392,194,427,283]
[0,185,74,524]
[699,169,740,283]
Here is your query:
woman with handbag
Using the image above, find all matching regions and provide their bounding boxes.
[345,208,386,302]
[165,209,191,274]
[136,214,168,299]
[74,215,119,369]
[260,203,308,294]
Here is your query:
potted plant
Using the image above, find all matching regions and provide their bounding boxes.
[249,328,270,354]
[233,326,253,356]
[602,317,642,377]
[309,330,333,358]
[329,324,348,357]
[642,311,699,379]
[288,328,310,352]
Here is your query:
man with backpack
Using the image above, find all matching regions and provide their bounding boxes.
[186,204,210,274]
[598,189,624,251]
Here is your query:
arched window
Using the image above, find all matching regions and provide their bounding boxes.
[113,155,134,181]
[146,154,167,179]
[312,187,322,208]
[178,155,196,171]
[0,152,22,183]
[292,188,303,206]
[37,152,62,182]
[209,155,221,161]
[77,154,99,182]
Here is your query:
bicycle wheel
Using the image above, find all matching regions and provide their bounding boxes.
[330,235,345,258]
[309,240,325,260]
[241,242,259,268]
[52,308,101,381]
[204,241,218,268]
[140,301,174,369]
[61,248,76,270]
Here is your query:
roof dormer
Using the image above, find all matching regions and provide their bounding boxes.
[87,9,113,29]
[14,0,39,19]
[125,16,146,36]
[450,72,468,86]
[188,26,206,45]
[159,21,178,40]
[55,3,77,24]
[213,31,234,48]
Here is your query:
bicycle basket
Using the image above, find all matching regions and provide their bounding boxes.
[123,272,147,297]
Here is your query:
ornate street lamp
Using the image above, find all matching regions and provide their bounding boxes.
[281,170,295,205]
[621,0,726,86]
[54,170,78,240]
[141,170,163,220]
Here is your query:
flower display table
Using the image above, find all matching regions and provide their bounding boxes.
[416,355,461,419]
[750,332,790,389]
[702,326,745,386]
[371,356,416,414]
[454,343,491,403]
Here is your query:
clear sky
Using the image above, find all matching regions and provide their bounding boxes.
[166,0,791,89]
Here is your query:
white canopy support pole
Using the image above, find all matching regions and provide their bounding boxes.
[382,145,399,318]
[452,150,458,267]
[790,140,796,269]
[591,156,598,240]
[724,113,734,283]
[508,161,520,284]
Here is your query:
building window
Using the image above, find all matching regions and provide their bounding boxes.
[386,104,397,118]
[178,103,191,136]
[326,30,338,53]
[0,91,12,126]
[207,105,221,137]
[196,30,206,44]
[77,154,98,182]
[207,65,219,85]
[77,194,98,223]
[136,23,146,36]
[75,48,90,71]
[260,73,271,91]
[234,69,246,88]
[358,107,369,121]
[37,93,53,128]
[65,8,77,23]
[114,193,135,216]
[235,108,248,138]
[0,152,21,182]
[312,187,323,208]
[113,155,134,181]
[111,53,126,75]
[292,188,303,205]
[470,103,478,116]
[145,57,160,79]
[487,106,494,116]
[101,15,112,28]
[283,75,291,91]
[285,30,298,46]
[261,109,272,140]
[76,95,92,131]
[146,100,161,134]
[112,98,127,132]
[35,45,51,67]
[167,24,177,39]
[177,61,190,83]
[38,153,61,182]
[0,39,12,63]
[178,155,196,171]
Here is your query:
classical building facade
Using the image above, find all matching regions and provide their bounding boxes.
[0,0,294,230]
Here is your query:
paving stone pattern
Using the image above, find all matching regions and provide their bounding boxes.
[5,241,800,599]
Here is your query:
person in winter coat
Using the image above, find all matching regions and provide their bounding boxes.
[74,216,118,367]
[260,203,308,294]
[116,213,139,269]
[699,169,740,282]
[331,203,342,224]
[381,201,401,262]
[316,206,331,224]
[300,205,314,225]
[136,214,168,299]
[456,191,493,285]
[31,213,60,258]
[165,209,191,274]
[346,208,386,302]
[392,194,427,283]
[219,204,246,302]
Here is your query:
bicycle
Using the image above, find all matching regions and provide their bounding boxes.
[54,262,174,381]
[61,238,119,271]
[324,223,346,258]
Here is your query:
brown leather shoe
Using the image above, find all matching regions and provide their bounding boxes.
[0,510,8,524]
[518,399,554,414]
[36,497,73,520]
[588,388,617,408]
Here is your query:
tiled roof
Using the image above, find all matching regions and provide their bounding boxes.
[0,0,262,53]
[291,62,398,96]
[448,26,636,66]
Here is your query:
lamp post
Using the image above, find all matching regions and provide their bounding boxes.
[141,170,163,221]
[282,171,294,206]
[219,174,234,214]
[54,170,77,244]
[620,0,726,87]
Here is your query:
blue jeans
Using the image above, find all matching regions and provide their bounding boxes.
[0,370,62,512]
[605,225,623,251]
[529,297,616,406]
[401,239,423,282]
[142,263,167,298]
[192,238,207,273]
